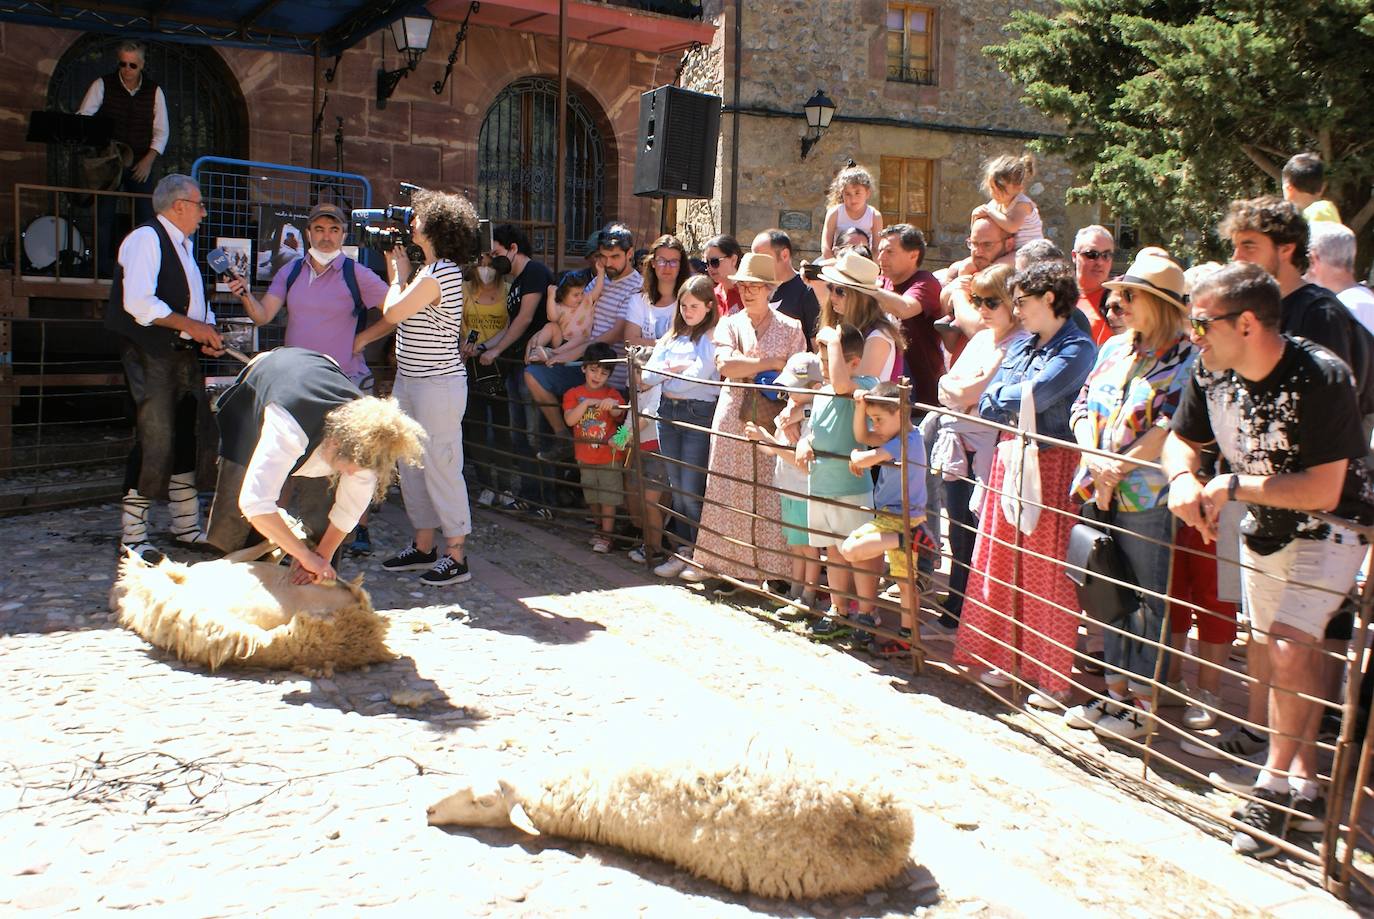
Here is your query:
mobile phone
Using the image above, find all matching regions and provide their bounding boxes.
[801,262,821,281]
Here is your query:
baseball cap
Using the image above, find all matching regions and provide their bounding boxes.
[308,202,347,225]
[776,352,824,389]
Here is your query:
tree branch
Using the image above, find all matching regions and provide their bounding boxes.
[1348,194,1374,237]
[1240,144,1282,181]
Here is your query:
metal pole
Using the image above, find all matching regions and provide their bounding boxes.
[555,0,569,270]
[898,379,924,674]
[310,44,322,170]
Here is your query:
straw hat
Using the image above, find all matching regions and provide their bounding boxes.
[727,251,777,285]
[1103,252,1187,311]
[817,250,908,313]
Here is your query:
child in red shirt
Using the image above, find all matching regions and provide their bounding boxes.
[562,343,626,553]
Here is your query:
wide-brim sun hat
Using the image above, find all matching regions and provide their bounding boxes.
[817,251,909,313]
[1103,251,1187,312]
[727,251,778,285]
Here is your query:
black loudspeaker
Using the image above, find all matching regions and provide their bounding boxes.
[633,85,721,199]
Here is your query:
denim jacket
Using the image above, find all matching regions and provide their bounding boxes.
[979,319,1097,442]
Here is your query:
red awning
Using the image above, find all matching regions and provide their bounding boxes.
[428,0,715,54]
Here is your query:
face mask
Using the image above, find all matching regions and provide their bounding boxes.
[309,247,343,266]
[490,255,512,276]
[476,265,498,286]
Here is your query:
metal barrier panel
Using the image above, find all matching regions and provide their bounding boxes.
[189,157,373,373]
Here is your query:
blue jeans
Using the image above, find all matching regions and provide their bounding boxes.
[504,366,553,506]
[1101,504,1175,691]
[943,476,978,619]
[656,397,715,545]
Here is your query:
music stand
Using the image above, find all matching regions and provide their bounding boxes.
[26,111,113,147]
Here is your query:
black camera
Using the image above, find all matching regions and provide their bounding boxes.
[351,182,422,254]
[801,261,822,281]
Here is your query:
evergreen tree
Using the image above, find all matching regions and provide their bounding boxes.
[989,0,1374,260]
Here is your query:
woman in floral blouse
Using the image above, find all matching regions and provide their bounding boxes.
[1063,252,1196,742]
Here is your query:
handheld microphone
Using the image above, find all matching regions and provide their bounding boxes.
[207,248,246,297]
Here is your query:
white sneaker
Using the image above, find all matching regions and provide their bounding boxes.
[680,564,712,583]
[1180,725,1267,761]
[1183,688,1223,730]
[477,488,496,507]
[1094,701,1153,742]
[980,670,1012,688]
[654,556,688,578]
[496,491,518,509]
[1026,690,1070,711]
[1064,697,1119,730]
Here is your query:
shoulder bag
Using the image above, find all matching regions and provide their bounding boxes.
[1065,501,1145,626]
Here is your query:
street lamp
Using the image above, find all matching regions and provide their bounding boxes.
[800,89,836,160]
[376,14,435,109]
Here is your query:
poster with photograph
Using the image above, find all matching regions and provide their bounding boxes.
[256,206,310,281]
[214,237,252,292]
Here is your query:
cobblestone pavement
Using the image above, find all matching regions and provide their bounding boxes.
[0,499,1361,917]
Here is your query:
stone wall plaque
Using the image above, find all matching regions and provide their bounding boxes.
[778,210,812,231]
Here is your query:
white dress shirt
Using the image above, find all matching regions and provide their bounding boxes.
[117,215,214,331]
[78,76,169,155]
[239,403,377,534]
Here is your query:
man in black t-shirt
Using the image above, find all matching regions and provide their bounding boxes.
[1163,262,1371,860]
[751,228,819,348]
[1221,195,1374,415]
[478,225,555,514]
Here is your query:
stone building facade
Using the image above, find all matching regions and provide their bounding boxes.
[676,0,1097,266]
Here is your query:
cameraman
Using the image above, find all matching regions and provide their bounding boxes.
[352,190,482,586]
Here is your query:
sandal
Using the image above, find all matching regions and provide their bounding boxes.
[590,536,612,554]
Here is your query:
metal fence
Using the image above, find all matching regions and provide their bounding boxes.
[454,353,1374,903]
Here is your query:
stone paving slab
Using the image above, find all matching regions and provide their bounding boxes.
[0,499,1361,916]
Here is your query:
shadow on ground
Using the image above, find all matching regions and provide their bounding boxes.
[433,825,940,916]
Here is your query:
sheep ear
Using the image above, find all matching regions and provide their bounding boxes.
[508,802,540,836]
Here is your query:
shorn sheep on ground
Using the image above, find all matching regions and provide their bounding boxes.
[427,721,915,901]
[109,552,392,675]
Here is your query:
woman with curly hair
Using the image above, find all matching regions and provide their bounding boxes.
[353,189,482,586]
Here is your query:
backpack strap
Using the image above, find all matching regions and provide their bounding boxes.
[282,256,368,334]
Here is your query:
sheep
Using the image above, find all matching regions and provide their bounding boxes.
[426,721,915,901]
[109,552,392,675]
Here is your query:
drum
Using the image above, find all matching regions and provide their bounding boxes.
[21,215,85,271]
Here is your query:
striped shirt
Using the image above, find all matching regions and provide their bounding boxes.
[396,259,464,378]
[590,268,642,389]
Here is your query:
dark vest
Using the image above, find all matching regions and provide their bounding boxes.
[215,348,362,474]
[104,219,194,354]
[98,72,160,156]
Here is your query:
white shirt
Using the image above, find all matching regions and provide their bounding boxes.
[77,76,170,155]
[1338,284,1374,335]
[239,403,377,533]
[117,215,214,331]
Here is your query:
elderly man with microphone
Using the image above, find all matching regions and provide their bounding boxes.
[105,173,223,560]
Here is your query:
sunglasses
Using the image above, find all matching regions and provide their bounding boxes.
[1105,302,1125,316]
[1076,248,1115,261]
[970,295,1002,311]
[826,283,851,297]
[706,256,731,268]
[1011,293,1041,309]
[118,61,141,70]
[596,229,632,250]
[1187,311,1247,336]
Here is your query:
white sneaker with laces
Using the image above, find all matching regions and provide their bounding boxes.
[1094,700,1153,742]
[1183,688,1222,730]
[654,556,688,578]
[679,560,711,582]
[1064,697,1119,730]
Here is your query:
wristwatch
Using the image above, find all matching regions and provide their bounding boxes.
[1227,473,1240,501]
[476,343,488,354]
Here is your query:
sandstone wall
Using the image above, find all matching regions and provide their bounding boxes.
[0,20,678,268]
[677,0,1098,266]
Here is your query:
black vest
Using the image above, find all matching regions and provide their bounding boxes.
[215,348,362,474]
[104,219,194,354]
[98,72,160,156]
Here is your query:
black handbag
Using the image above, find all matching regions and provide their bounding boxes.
[1065,503,1145,626]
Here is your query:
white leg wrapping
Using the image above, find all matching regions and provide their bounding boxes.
[168,472,209,545]
[121,489,151,545]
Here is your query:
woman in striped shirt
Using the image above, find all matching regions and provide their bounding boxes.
[353,190,481,586]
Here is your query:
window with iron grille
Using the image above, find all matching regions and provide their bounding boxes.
[476,77,607,260]
[886,3,937,86]
[880,156,935,233]
[46,34,248,186]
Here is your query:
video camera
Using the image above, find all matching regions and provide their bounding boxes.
[350,182,422,254]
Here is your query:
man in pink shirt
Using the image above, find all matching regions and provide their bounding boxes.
[228,203,389,385]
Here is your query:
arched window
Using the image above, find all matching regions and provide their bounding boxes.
[477,77,606,259]
[46,35,248,185]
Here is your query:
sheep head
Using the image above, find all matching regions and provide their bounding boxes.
[426,778,539,835]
